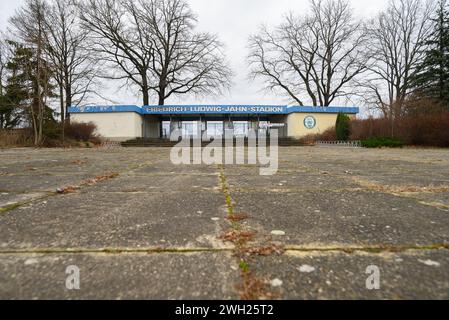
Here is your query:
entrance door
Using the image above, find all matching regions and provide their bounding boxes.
[206,121,224,137]
[162,121,171,139]
[181,121,199,138]
[233,121,249,137]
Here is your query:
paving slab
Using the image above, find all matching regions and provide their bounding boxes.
[0,191,228,250]
[89,173,220,193]
[286,148,449,188]
[225,170,359,191]
[0,252,237,300]
[1,146,449,299]
[0,172,101,193]
[251,249,449,299]
[231,190,449,246]
[134,164,219,175]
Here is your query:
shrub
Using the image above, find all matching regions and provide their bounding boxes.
[319,127,337,141]
[350,118,391,141]
[399,112,449,147]
[64,121,99,142]
[351,110,449,147]
[336,112,351,141]
[0,129,34,147]
[298,134,318,144]
[302,127,338,142]
[43,122,63,140]
[1,122,101,148]
[362,137,405,148]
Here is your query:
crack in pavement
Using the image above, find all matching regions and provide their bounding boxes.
[0,247,233,255]
[218,165,280,300]
[1,243,447,256]
[0,164,151,214]
[0,193,54,214]
[293,163,449,212]
[285,244,449,253]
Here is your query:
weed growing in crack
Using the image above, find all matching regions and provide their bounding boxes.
[226,213,249,222]
[242,244,285,256]
[219,229,256,246]
[239,260,250,273]
[237,273,275,300]
[218,165,280,300]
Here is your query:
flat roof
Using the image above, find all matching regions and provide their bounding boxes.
[68,105,359,115]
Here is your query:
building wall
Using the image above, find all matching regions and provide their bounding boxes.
[71,112,143,142]
[70,111,356,140]
[287,113,339,138]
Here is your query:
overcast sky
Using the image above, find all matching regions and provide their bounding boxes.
[0,0,389,106]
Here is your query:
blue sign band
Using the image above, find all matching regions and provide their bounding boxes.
[68,105,359,115]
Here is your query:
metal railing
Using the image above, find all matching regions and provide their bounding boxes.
[100,141,122,148]
[317,140,362,148]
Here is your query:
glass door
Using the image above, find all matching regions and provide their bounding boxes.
[162,121,171,139]
[206,121,224,138]
[233,121,249,137]
[181,121,199,138]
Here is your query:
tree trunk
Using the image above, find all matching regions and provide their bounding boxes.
[59,85,65,123]
[65,82,72,122]
[36,45,43,145]
[158,87,165,139]
[35,3,45,147]
[140,71,150,106]
[390,107,394,138]
[158,82,166,106]
[143,89,149,106]
[59,83,65,143]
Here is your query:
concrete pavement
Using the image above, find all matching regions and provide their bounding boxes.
[0,146,448,299]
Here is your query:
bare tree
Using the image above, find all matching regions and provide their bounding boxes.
[361,0,434,122]
[134,0,232,105]
[44,0,98,127]
[79,0,232,105]
[9,0,51,145]
[248,0,367,106]
[79,0,154,105]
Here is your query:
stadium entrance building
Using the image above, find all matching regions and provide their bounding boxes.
[68,105,359,142]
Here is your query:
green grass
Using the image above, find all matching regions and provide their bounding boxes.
[239,259,250,273]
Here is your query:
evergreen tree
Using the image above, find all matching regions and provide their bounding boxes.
[0,41,27,129]
[412,0,449,105]
[336,112,351,141]
[3,41,56,131]
[0,95,23,129]
[0,40,21,129]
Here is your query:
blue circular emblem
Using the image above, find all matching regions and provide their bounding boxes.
[303,116,316,129]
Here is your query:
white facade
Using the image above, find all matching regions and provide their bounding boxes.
[71,112,142,142]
